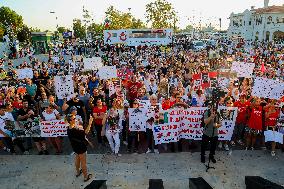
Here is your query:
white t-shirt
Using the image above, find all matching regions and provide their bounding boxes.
[0,112,15,137]
[42,109,59,121]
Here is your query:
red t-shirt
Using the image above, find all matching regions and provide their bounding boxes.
[234,101,250,124]
[93,106,107,125]
[12,101,23,109]
[265,111,279,127]
[127,81,143,100]
[248,106,263,130]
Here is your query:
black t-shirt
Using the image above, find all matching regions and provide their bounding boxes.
[67,128,87,154]
[67,100,85,119]
[18,108,36,121]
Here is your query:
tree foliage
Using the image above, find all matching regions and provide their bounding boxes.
[57,26,67,34]
[17,24,31,42]
[105,6,146,30]
[145,0,178,30]
[0,6,23,36]
[88,22,104,36]
[73,19,86,39]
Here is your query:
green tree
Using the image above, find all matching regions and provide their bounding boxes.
[0,23,5,41]
[88,22,104,36]
[30,27,41,32]
[73,19,85,39]
[105,6,146,29]
[145,0,178,31]
[17,24,31,42]
[57,26,67,33]
[0,6,24,39]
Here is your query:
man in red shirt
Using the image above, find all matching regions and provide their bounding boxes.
[126,75,143,105]
[233,94,250,145]
[93,98,107,145]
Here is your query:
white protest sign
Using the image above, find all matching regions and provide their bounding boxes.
[152,107,237,144]
[98,66,117,79]
[54,75,74,100]
[40,120,68,137]
[84,57,103,70]
[138,100,151,109]
[264,130,283,144]
[218,77,230,89]
[231,62,255,78]
[16,68,33,79]
[252,77,284,100]
[52,56,59,63]
[217,106,238,141]
[128,108,147,131]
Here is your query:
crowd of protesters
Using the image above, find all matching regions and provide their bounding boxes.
[0,37,284,162]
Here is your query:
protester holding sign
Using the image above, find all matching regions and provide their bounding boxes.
[42,104,62,154]
[264,102,280,156]
[102,107,121,156]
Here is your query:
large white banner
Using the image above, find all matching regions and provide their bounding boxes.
[54,75,74,100]
[231,62,255,78]
[40,120,68,137]
[153,107,238,144]
[84,57,103,70]
[252,77,284,100]
[97,66,117,79]
[16,68,33,79]
[128,108,147,131]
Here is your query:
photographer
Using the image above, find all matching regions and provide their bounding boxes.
[18,99,48,154]
[0,105,27,154]
[201,105,221,163]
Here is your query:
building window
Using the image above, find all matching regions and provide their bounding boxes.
[267,16,272,24]
[249,21,251,25]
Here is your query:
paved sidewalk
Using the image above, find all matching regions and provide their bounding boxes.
[0,150,283,189]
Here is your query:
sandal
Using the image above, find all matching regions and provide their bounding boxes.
[76,169,82,177]
[84,174,92,182]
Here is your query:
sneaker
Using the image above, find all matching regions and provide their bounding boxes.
[154,149,159,154]
[237,140,244,146]
[115,153,122,157]
[209,156,217,163]
[251,147,254,151]
[123,141,128,146]
[218,143,223,149]
[70,152,75,156]
[224,144,230,151]
[245,147,248,151]
[201,156,205,163]
[271,151,276,157]
[146,148,152,154]
[3,147,10,153]
[23,151,29,155]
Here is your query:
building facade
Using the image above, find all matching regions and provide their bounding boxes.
[227,0,284,41]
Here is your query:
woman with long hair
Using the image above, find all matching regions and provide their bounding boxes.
[66,113,93,182]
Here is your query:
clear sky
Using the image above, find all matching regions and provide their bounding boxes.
[1,0,283,31]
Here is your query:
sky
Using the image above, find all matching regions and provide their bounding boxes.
[1,0,283,31]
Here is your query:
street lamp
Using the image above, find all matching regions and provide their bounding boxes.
[49,11,58,31]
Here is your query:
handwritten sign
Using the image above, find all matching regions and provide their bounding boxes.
[40,120,68,137]
[54,75,74,100]
[231,62,255,78]
[128,108,147,131]
[153,107,238,144]
[16,68,33,79]
[84,57,103,70]
[98,66,117,79]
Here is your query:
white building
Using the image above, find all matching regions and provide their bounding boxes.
[227,0,284,41]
